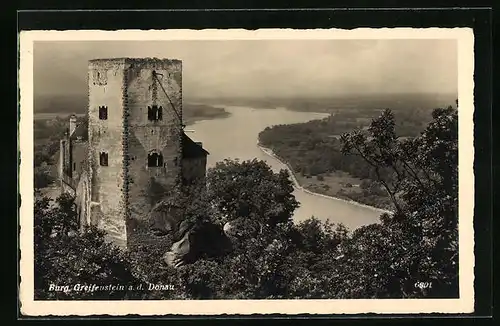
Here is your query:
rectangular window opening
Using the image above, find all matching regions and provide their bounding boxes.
[148,105,163,121]
[147,152,163,167]
[157,106,163,120]
[99,152,109,166]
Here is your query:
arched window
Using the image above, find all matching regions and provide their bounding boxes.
[148,151,163,167]
[148,105,163,121]
[99,152,108,166]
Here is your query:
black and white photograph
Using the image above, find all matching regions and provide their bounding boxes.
[19,28,475,315]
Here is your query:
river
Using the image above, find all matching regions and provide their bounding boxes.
[186,105,385,231]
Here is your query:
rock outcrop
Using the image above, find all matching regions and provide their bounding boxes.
[163,231,191,268]
[163,220,232,268]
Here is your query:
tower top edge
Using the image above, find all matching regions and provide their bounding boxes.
[89,58,182,67]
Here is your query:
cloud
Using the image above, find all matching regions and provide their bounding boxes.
[33,39,457,98]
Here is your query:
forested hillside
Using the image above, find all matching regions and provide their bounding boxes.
[258,105,453,209]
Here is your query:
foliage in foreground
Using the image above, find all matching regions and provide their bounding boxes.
[340,106,458,297]
[34,105,458,300]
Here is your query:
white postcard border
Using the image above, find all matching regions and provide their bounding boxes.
[19,28,475,316]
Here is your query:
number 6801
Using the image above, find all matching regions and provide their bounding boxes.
[414,281,433,289]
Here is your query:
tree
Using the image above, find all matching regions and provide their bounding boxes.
[34,160,357,300]
[175,159,299,298]
[34,163,54,189]
[176,159,359,299]
[34,194,141,300]
[340,105,459,297]
[206,159,299,228]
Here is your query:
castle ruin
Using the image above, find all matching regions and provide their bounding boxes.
[58,58,208,250]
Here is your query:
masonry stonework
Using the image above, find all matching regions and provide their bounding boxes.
[88,59,128,247]
[125,59,183,229]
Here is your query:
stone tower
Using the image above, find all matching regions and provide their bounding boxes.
[87,58,183,248]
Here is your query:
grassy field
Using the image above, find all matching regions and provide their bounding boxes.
[297,170,364,197]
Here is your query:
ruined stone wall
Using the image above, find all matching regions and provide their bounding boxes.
[70,141,87,182]
[60,182,76,197]
[58,139,66,189]
[62,138,71,176]
[124,59,183,240]
[88,59,127,248]
[75,170,91,231]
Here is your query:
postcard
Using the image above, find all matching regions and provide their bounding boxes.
[19,27,475,316]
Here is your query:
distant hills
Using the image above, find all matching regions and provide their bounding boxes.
[34,92,457,115]
[192,93,458,113]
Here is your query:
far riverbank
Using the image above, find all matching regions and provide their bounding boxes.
[257,143,392,215]
[187,104,385,229]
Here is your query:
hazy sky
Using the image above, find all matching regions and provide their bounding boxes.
[33,39,457,99]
